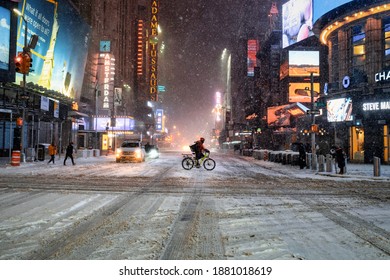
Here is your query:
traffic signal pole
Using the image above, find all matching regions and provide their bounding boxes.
[310,72,316,170]
[13,9,28,158]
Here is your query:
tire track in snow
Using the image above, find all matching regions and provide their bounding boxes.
[296,196,390,257]
[20,165,175,259]
[160,171,225,259]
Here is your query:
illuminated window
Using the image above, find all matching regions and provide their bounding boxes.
[351,24,365,73]
[383,17,390,67]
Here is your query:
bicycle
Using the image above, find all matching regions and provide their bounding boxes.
[181,151,216,171]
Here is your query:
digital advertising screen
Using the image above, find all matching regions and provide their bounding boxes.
[93,117,135,132]
[289,82,320,103]
[327,97,353,122]
[267,105,291,127]
[247,39,258,77]
[15,0,91,100]
[282,0,314,48]
[155,109,164,132]
[0,6,10,71]
[313,0,353,23]
[288,50,319,77]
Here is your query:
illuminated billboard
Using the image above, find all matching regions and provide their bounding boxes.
[268,105,291,127]
[268,103,309,127]
[327,98,353,122]
[0,6,10,71]
[289,50,319,76]
[282,0,314,48]
[15,0,90,100]
[247,39,258,76]
[289,82,320,103]
[155,109,163,132]
[313,1,353,23]
[93,117,135,132]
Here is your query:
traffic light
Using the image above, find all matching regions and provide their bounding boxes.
[14,52,32,74]
[14,52,25,74]
[23,53,32,74]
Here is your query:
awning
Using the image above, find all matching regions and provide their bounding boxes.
[68,111,90,118]
[284,102,310,116]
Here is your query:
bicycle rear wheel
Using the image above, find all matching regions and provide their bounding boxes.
[182,157,194,170]
[203,158,216,171]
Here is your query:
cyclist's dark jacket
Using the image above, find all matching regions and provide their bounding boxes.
[195,140,205,159]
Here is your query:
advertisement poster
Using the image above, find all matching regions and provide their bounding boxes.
[289,82,320,103]
[0,6,10,71]
[327,97,353,122]
[15,0,90,101]
[282,0,314,48]
[268,103,309,127]
[289,50,319,77]
[93,117,135,132]
[247,39,258,77]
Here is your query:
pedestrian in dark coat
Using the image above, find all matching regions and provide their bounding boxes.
[64,142,75,166]
[298,143,306,169]
[335,146,346,174]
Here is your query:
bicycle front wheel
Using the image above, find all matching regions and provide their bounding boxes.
[203,158,216,171]
[182,157,194,170]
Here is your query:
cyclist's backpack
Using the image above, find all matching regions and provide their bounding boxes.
[189,143,197,153]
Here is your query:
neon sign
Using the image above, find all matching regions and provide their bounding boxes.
[149,0,159,101]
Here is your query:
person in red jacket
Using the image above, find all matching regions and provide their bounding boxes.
[194,137,209,167]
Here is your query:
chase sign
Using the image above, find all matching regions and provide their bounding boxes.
[375,70,390,82]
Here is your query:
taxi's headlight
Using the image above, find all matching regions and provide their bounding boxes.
[135,148,142,158]
[116,148,122,157]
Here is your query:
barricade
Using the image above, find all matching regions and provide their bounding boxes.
[11,150,21,166]
[263,150,269,161]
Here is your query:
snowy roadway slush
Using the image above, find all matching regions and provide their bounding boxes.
[0,150,389,260]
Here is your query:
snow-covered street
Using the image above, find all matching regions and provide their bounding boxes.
[0,150,389,260]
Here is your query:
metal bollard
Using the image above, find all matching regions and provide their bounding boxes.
[311,154,317,170]
[326,154,333,172]
[306,153,312,169]
[373,157,381,177]
[318,155,325,172]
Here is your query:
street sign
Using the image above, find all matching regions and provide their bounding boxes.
[306,109,320,115]
[315,102,326,108]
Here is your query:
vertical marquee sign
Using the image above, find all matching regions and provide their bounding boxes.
[149,0,159,101]
[98,53,115,113]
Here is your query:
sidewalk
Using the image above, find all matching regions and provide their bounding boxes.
[239,154,390,181]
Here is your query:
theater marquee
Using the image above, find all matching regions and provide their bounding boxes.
[149,0,159,101]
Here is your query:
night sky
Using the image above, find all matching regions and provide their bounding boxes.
[159,0,273,146]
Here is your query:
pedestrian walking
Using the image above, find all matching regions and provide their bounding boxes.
[335,146,346,174]
[47,142,57,164]
[64,142,75,166]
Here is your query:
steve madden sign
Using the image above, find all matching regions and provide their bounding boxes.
[362,101,390,111]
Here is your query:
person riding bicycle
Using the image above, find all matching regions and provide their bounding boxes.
[193,137,209,167]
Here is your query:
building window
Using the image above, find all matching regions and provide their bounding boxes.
[383,17,390,67]
[352,24,366,74]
